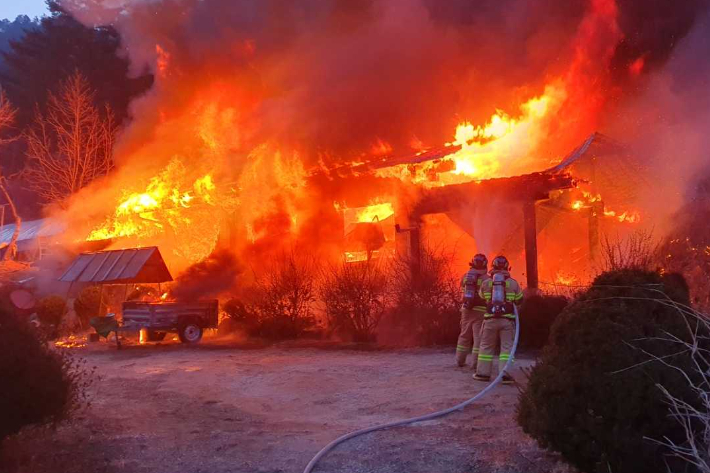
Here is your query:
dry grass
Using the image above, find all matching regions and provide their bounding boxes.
[598,229,659,273]
[644,303,710,472]
[613,288,710,472]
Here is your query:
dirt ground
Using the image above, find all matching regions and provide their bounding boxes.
[2,337,572,473]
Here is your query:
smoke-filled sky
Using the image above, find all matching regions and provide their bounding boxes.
[59,0,708,161]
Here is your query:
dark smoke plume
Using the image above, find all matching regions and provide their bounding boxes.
[55,0,708,179]
[169,249,243,301]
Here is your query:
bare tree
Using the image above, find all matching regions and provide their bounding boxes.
[387,242,461,345]
[24,71,116,206]
[631,300,710,473]
[0,90,16,138]
[0,90,21,260]
[319,259,390,342]
[255,251,319,339]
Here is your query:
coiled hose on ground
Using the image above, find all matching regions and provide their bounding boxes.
[302,306,521,473]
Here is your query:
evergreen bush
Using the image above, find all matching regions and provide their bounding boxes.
[0,310,89,443]
[517,269,704,473]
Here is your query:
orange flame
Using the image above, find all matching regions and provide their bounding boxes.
[352,202,394,223]
[156,44,171,79]
[85,157,236,264]
[376,84,567,186]
[87,159,217,242]
[569,190,640,223]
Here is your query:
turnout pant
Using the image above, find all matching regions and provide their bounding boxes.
[476,317,515,377]
[455,308,485,368]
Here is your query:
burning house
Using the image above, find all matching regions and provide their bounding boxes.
[45,0,702,299]
[331,131,646,290]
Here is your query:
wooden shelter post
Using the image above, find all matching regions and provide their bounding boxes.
[522,200,539,291]
[588,201,603,265]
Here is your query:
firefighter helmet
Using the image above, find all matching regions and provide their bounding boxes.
[492,255,510,271]
[469,253,488,270]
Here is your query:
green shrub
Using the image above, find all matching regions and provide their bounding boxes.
[517,269,705,473]
[0,310,89,443]
[518,294,568,349]
[73,286,102,327]
[36,295,67,334]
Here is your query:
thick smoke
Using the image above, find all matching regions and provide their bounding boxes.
[57,0,708,165]
[59,0,619,159]
[169,249,243,301]
[606,5,710,223]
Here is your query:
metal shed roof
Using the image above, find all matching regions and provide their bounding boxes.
[59,247,173,284]
[0,218,66,244]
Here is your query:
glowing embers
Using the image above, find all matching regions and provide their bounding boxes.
[338,201,395,263]
[54,335,86,349]
[568,190,641,223]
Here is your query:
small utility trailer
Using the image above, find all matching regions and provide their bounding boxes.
[121,300,219,343]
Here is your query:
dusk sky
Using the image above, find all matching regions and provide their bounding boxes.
[0,0,49,21]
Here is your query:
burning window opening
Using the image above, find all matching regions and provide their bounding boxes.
[339,202,396,263]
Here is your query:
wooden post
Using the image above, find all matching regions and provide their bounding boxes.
[588,201,602,265]
[522,200,539,291]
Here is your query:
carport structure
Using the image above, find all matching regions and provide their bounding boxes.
[59,246,173,312]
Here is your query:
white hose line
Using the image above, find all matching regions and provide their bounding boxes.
[302,306,521,473]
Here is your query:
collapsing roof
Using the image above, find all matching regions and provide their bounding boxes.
[59,246,173,284]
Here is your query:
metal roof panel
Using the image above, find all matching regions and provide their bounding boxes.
[58,247,171,284]
[0,218,66,244]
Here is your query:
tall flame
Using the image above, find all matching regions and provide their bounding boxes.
[86,158,234,263]
[376,84,567,186]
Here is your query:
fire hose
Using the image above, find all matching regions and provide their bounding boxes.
[302,306,520,473]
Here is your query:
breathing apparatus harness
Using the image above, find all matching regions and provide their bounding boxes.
[462,253,488,310]
[487,272,515,318]
[462,270,486,310]
[302,255,521,472]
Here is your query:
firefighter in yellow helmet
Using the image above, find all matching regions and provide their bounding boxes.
[455,254,490,368]
[473,255,523,384]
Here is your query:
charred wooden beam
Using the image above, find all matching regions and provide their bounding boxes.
[411,172,576,218]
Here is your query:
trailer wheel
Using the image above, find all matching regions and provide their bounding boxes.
[178,322,203,343]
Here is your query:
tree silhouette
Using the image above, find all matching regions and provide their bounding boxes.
[24,71,115,206]
[1,1,152,129]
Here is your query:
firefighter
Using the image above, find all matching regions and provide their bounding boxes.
[455,254,490,369]
[473,255,523,384]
